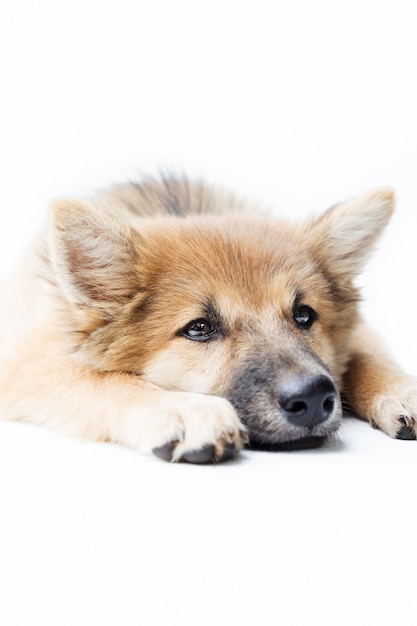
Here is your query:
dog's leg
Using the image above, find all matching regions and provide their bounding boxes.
[0,331,247,463]
[343,324,417,439]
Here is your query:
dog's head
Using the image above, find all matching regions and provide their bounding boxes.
[48,186,394,450]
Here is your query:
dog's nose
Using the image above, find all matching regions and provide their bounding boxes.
[279,375,336,429]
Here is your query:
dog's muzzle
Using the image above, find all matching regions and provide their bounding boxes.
[226,360,342,451]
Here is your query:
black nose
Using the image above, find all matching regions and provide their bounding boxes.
[279,375,336,429]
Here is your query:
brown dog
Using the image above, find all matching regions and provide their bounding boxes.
[0,176,415,462]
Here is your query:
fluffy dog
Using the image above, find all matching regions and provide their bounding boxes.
[0,176,416,463]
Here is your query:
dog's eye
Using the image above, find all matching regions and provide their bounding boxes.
[293,305,317,329]
[181,318,217,341]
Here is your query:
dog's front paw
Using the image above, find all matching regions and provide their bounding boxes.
[151,393,248,464]
[369,376,417,440]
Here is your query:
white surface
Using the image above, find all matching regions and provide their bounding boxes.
[1,2,417,625]
[1,418,416,626]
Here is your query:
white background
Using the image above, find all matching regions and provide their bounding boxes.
[1,1,417,625]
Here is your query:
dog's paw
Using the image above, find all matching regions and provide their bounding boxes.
[151,393,248,464]
[369,376,417,440]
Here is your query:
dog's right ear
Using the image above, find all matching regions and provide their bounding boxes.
[48,199,145,315]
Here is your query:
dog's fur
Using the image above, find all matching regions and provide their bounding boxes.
[1,176,416,462]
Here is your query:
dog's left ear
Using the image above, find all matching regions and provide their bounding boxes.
[309,187,395,275]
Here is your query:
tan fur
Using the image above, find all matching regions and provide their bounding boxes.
[1,177,415,462]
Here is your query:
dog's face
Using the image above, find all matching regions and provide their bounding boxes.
[48,188,394,449]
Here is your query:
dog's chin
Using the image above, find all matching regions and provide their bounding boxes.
[248,435,328,452]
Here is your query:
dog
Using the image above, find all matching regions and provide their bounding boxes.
[0,175,416,463]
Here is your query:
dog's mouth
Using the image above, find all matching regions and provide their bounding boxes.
[247,435,328,452]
